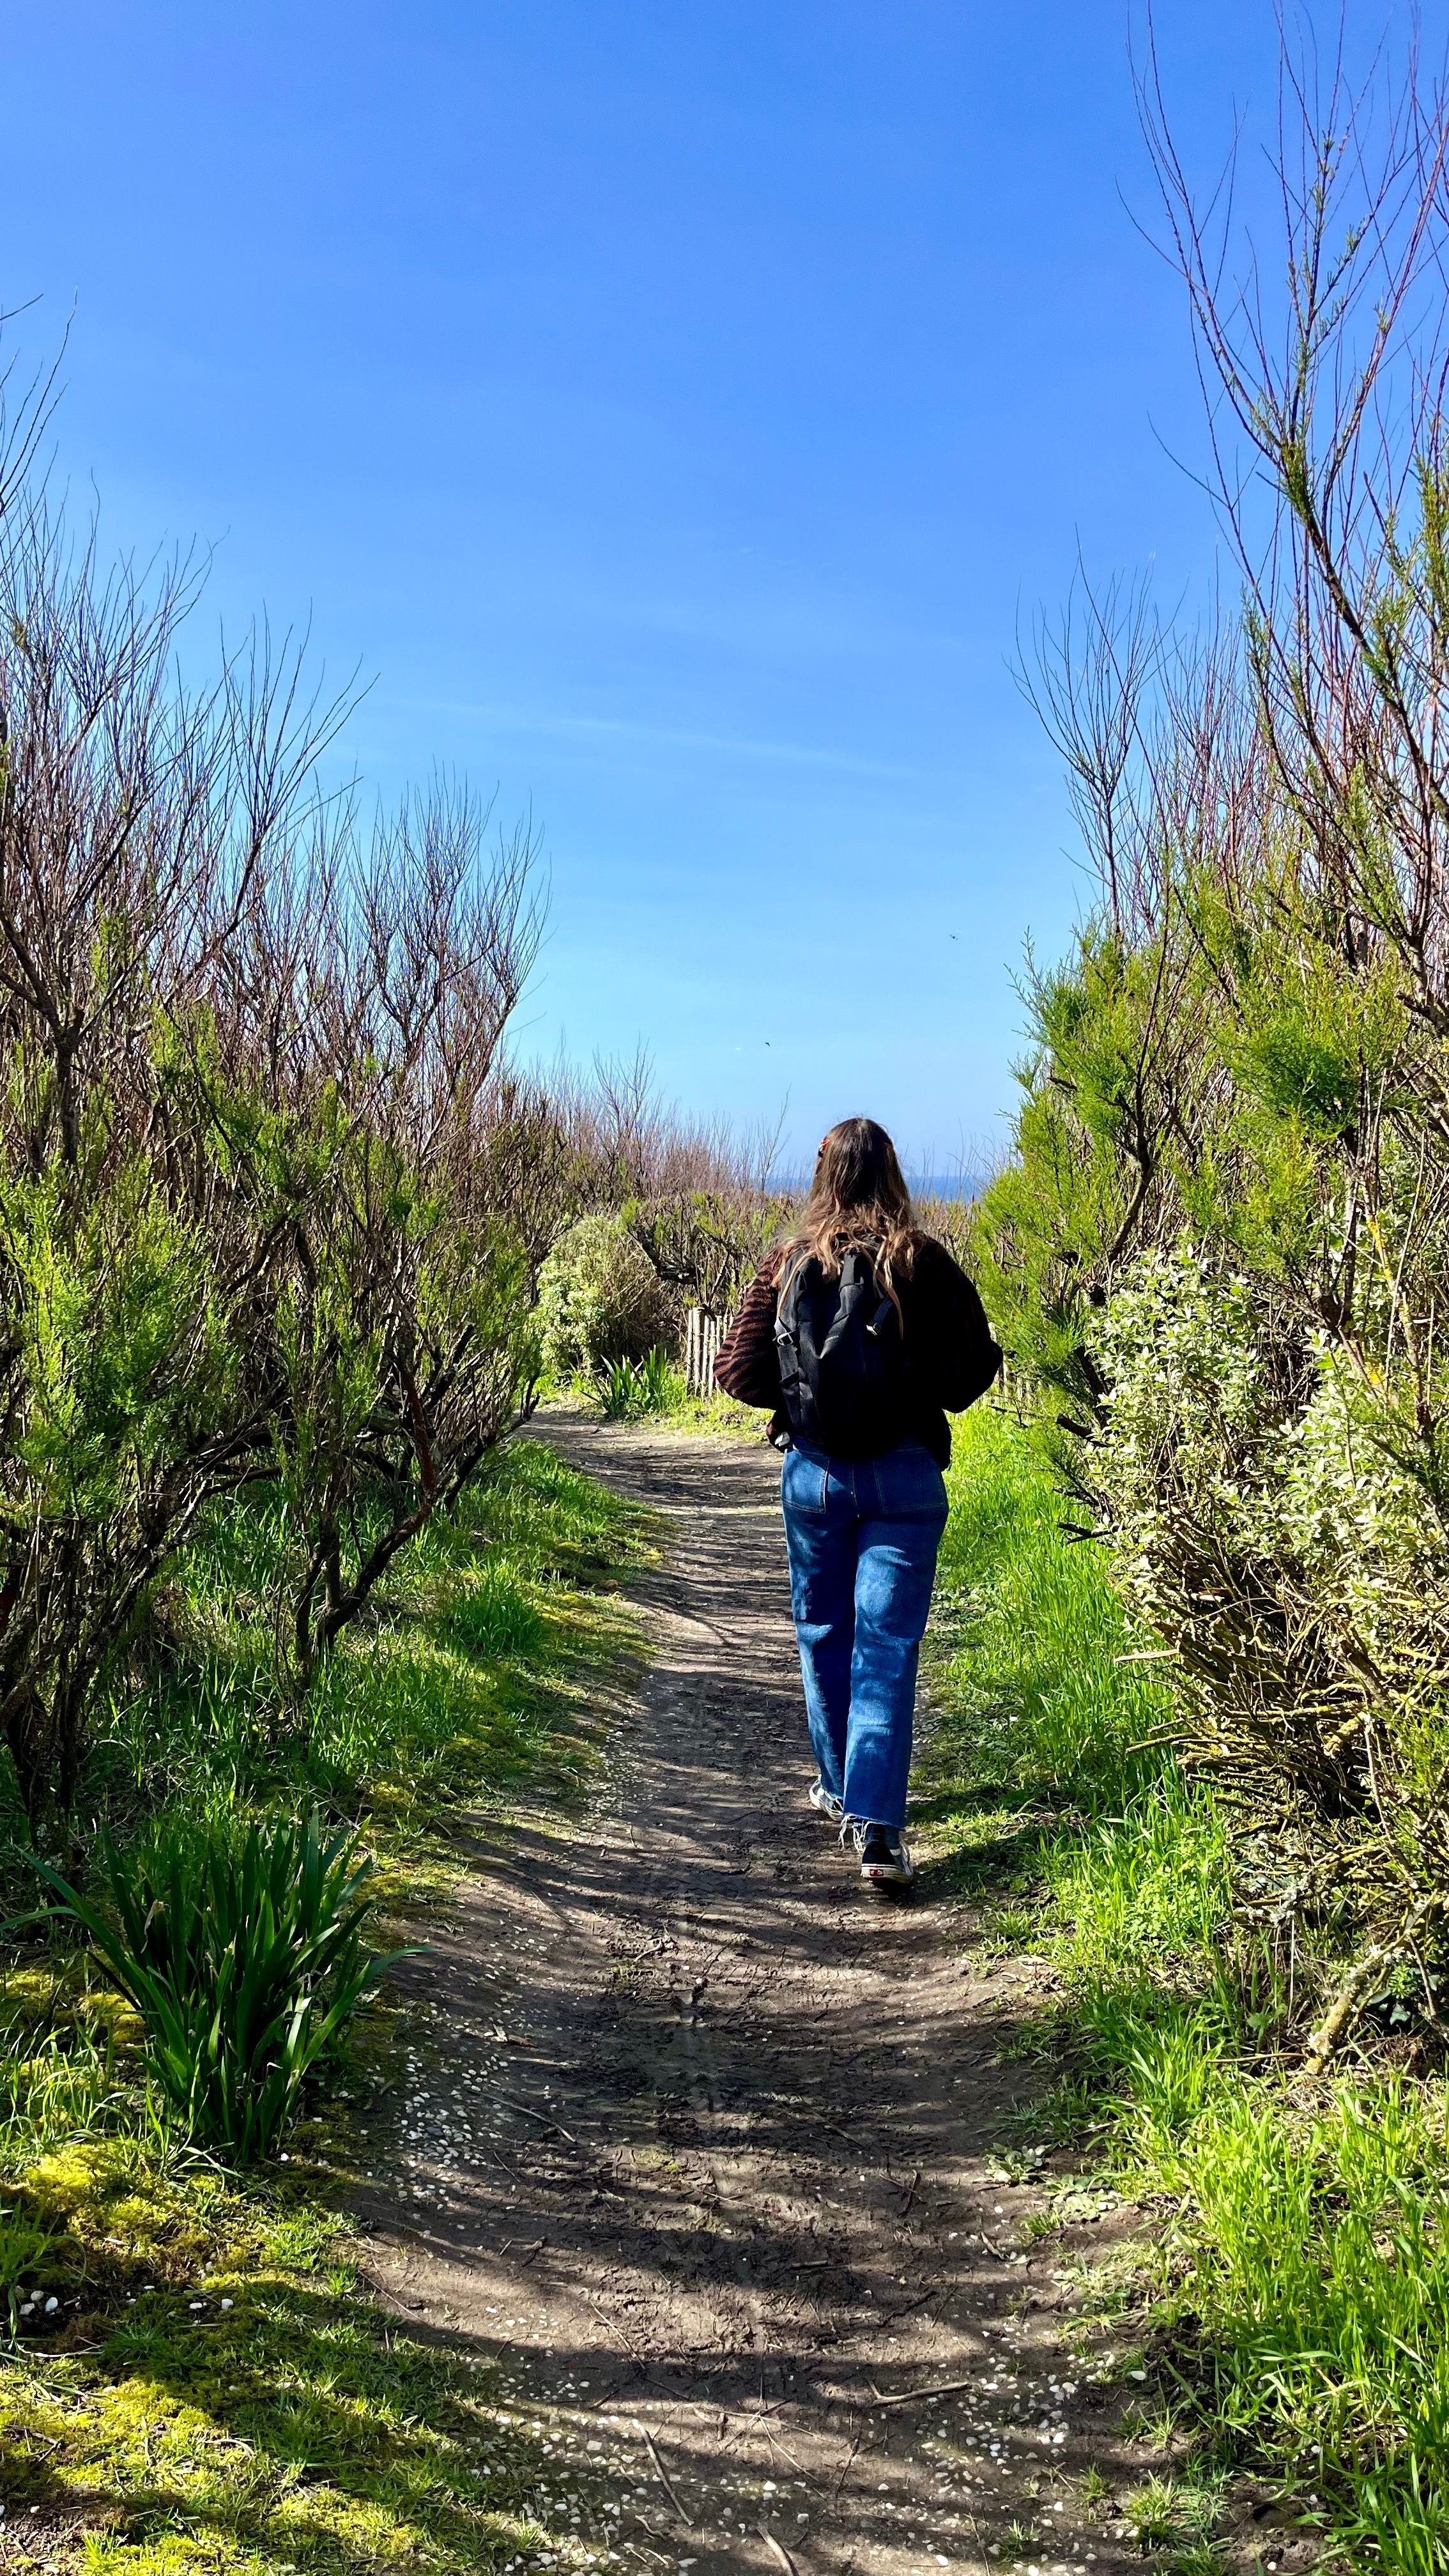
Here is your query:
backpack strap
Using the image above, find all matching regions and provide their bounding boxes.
[774,1257,808,1393]
[866,1294,896,1341]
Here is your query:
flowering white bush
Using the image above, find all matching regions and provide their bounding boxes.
[1089,1243,1449,1870]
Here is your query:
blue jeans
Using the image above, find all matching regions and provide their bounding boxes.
[779,1440,949,1830]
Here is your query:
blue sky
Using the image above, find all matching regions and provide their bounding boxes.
[0,3,1311,1166]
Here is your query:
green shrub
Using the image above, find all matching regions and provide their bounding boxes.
[934,1408,1449,2572]
[536,1213,675,1377]
[33,1811,394,2161]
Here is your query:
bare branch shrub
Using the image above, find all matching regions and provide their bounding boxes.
[981,25,1449,1997]
[188,779,545,1690]
[0,402,546,1808]
[0,493,349,1825]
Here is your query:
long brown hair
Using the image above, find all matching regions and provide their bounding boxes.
[781,1117,922,1314]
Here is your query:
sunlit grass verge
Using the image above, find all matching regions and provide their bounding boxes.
[0,1434,652,2575]
[922,1404,1449,2576]
[0,2204,626,2576]
[927,1402,1172,1820]
[664,1384,762,1439]
[82,1436,654,1890]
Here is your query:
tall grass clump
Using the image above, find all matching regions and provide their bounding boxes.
[32,1813,393,2161]
[599,1347,680,1420]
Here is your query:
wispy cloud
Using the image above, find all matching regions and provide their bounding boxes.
[379,696,917,779]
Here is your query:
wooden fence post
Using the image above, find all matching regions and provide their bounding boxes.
[684,1307,728,1399]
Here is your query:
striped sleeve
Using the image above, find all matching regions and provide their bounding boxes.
[714,1261,783,1406]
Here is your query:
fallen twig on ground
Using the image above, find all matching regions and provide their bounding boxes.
[869,2375,977,2410]
[586,2297,647,2367]
[829,2425,866,2503]
[759,2419,806,2473]
[637,2424,693,2528]
[880,2283,939,2321]
[491,2089,578,2143]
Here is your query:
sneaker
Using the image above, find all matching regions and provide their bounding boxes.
[853,1822,914,1887]
[808,1779,843,1822]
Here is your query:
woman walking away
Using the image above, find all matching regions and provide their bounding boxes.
[714,1119,1001,1890]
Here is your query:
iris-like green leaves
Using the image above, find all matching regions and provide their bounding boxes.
[31,1811,400,2161]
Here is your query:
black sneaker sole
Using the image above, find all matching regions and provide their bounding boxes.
[859,1857,914,1887]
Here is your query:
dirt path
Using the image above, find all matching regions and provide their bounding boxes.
[363,1418,1144,2576]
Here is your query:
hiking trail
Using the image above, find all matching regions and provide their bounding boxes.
[361,1416,1151,2576]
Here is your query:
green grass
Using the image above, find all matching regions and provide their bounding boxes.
[0,2216,632,2576]
[0,1434,653,2576]
[0,2218,629,2576]
[63,1438,653,1884]
[664,1384,763,1438]
[923,1404,1449,2576]
[928,1403,1172,1817]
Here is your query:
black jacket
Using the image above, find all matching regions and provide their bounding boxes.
[714,1239,1001,1467]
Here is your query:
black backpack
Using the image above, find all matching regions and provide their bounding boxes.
[774,1248,910,1459]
